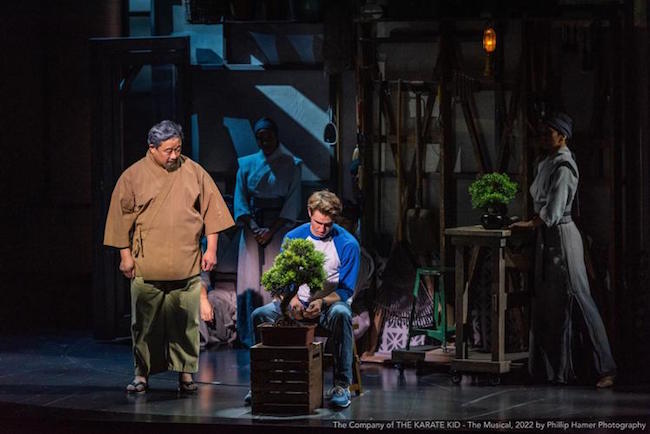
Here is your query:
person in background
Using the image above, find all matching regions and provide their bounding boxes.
[233,117,302,347]
[510,112,616,388]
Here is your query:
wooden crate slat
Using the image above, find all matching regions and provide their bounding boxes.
[250,342,323,415]
[252,370,310,382]
[251,344,321,361]
[252,360,312,370]
[252,381,311,393]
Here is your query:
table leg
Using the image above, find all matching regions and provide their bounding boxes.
[455,246,466,359]
[491,243,506,362]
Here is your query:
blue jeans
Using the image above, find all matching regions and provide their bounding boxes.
[251,300,354,387]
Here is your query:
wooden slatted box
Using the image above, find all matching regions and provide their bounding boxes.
[250,342,323,415]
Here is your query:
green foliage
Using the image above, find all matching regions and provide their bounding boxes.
[468,172,518,209]
[261,238,326,297]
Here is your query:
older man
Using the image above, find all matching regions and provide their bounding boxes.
[104,120,234,394]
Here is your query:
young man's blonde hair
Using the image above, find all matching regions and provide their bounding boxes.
[307,190,342,218]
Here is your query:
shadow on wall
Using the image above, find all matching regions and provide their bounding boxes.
[194,70,331,186]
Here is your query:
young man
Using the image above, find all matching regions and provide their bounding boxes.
[246,190,360,408]
[104,120,234,394]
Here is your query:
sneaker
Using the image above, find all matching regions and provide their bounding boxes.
[325,385,337,399]
[596,375,615,389]
[244,389,252,405]
[329,385,351,408]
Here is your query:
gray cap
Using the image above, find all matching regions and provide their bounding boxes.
[544,112,573,139]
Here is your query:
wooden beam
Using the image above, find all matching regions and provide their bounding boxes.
[380,83,396,135]
[421,89,437,140]
[496,59,522,173]
[460,99,489,174]
[358,20,375,249]
[90,35,188,51]
[439,21,456,268]
[395,79,404,241]
[610,11,624,348]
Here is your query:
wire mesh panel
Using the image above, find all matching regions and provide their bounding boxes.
[183,0,227,24]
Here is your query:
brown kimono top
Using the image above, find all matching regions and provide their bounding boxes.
[104,151,234,281]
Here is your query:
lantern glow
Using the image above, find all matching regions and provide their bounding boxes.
[483,27,496,53]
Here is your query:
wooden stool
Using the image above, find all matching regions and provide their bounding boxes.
[316,325,363,395]
[406,266,456,351]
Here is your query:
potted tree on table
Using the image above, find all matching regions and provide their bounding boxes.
[258,238,327,346]
[468,172,518,229]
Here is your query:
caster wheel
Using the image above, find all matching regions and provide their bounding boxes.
[450,370,462,384]
[488,374,501,386]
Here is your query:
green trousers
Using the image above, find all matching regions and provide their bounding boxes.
[130,276,201,377]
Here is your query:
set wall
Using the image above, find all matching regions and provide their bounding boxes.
[0,1,123,331]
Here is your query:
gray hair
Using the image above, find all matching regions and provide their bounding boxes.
[147,120,184,148]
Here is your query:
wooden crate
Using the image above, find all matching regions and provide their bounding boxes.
[250,342,323,415]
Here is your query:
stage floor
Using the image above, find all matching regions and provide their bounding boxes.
[0,332,648,433]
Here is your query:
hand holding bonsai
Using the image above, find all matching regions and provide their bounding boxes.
[303,299,323,319]
[288,295,305,320]
[261,238,327,325]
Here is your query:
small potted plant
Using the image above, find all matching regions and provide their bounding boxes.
[258,238,327,346]
[468,172,518,229]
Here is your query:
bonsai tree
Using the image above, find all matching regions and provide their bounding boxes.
[469,172,518,229]
[468,172,518,212]
[261,238,326,325]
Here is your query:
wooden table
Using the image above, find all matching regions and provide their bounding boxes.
[445,225,533,381]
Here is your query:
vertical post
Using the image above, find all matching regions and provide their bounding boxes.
[439,22,456,268]
[611,10,624,349]
[440,22,457,330]
[151,0,174,36]
[454,244,466,359]
[491,238,506,363]
[438,272,446,347]
[358,21,375,250]
[395,80,403,241]
[179,37,192,150]
[520,20,531,219]
[335,74,343,196]
[406,269,421,351]
[494,20,506,167]
[121,0,130,37]
[644,2,650,249]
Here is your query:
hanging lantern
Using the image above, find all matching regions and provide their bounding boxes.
[483,27,497,54]
[483,26,496,77]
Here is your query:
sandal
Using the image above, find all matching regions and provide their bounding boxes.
[178,380,199,393]
[126,380,148,394]
[178,380,198,394]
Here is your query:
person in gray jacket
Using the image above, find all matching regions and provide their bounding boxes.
[510,112,616,388]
